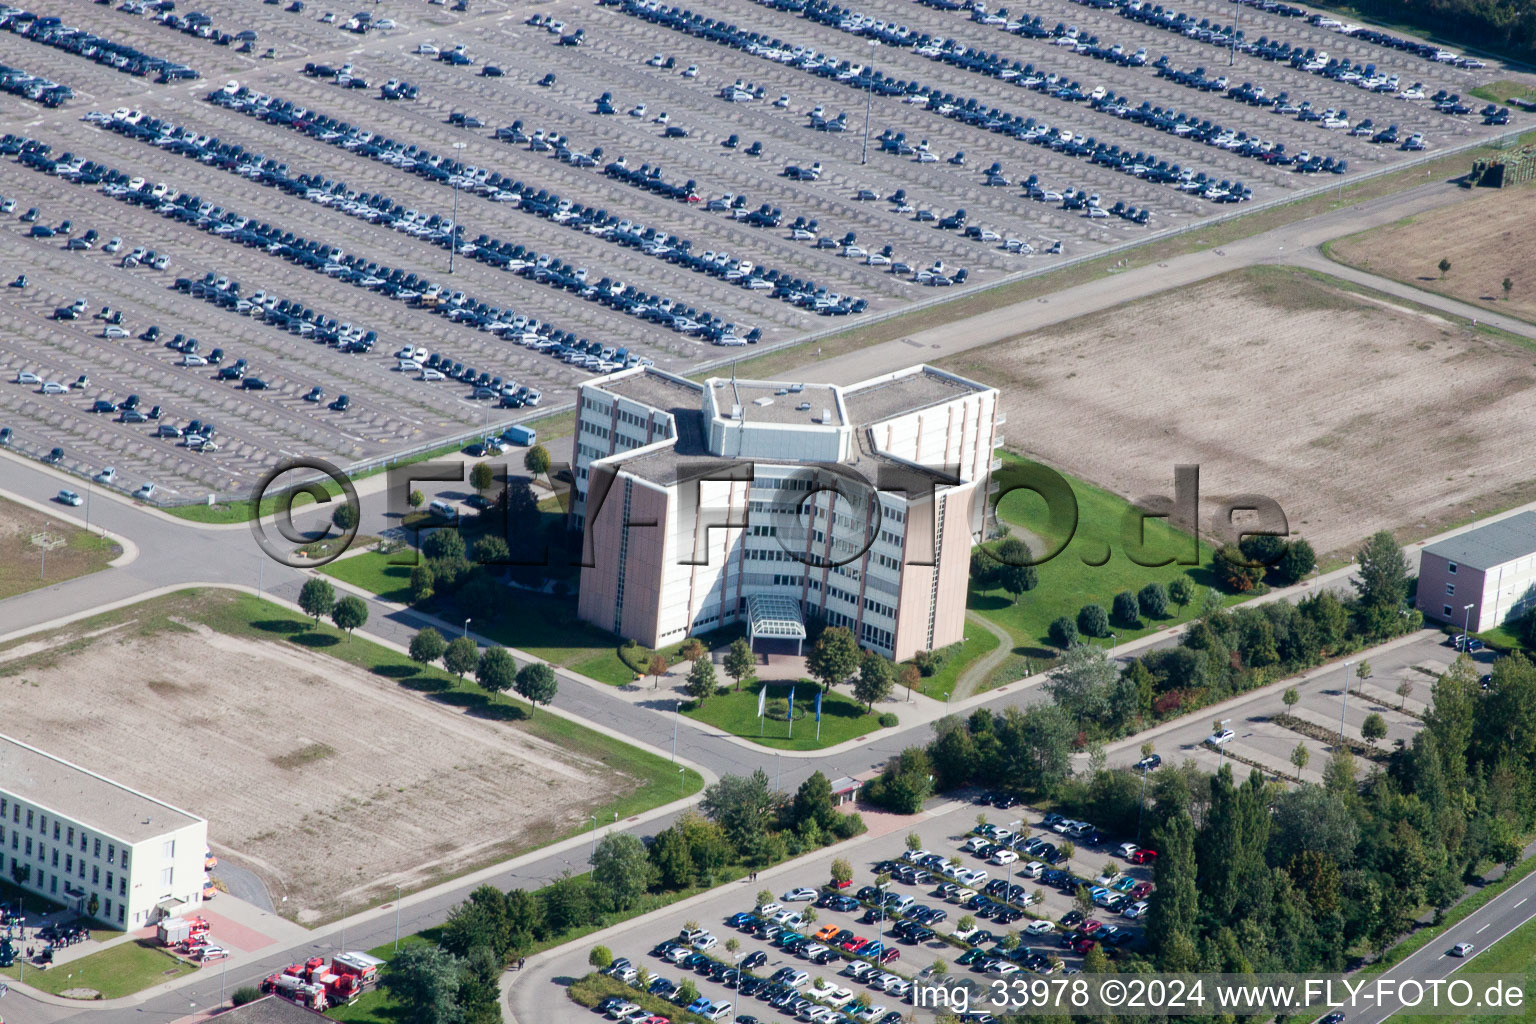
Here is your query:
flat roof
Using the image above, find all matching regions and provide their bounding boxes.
[591,366,703,413]
[0,733,204,844]
[709,379,844,426]
[1422,510,1536,571]
[841,367,982,426]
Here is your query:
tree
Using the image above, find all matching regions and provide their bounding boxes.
[755,889,774,908]
[1357,660,1373,683]
[854,652,895,711]
[1077,603,1109,638]
[475,536,509,567]
[702,769,779,847]
[298,577,336,625]
[725,937,740,959]
[1282,686,1300,712]
[331,595,367,636]
[1045,642,1118,725]
[515,662,558,710]
[470,461,495,497]
[831,857,853,887]
[970,547,1000,591]
[1503,276,1514,299]
[591,833,652,912]
[589,945,613,970]
[898,662,921,699]
[380,944,463,1024]
[524,444,551,477]
[808,626,860,690]
[1438,257,1451,278]
[905,832,922,852]
[998,561,1038,603]
[1112,590,1141,627]
[1049,616,1079,648]
[444,636,480,679]
[1361,712,1388,748]
[723,638,756,692]
[679,638,705,662]
[410,563,435,605]
[686,655,717,704]
[1397,678,1413,709]
[1276,539,1316,584]
[1291,742,1311,774]
[1169,577,1193,608]
[1139,582,1169,618]
[1354,530,1411,612]
[1215,543,1265,592]
[647,652,671,690]
[423,529,467,562]
[1058,840,1076,862]
[408,488,425,510]
[791,771,838,833]
[1074,885,1097,920]
[331,502,359,532]
[476,646,517,694]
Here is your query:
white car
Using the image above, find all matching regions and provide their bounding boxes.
[15,371,42,385]
[397,359,422,372]
[40,381,68,394]
[96,467,116,484]
[991,850,1019,866]
[57,489,83,506]
[1026,919,1056,935]
[782,887,818,902]
[1207,729,1236,746]
[418,368,445,381]
[1449,942,1473,957]
[1123,901,1149,919]
[605,1001,640,1020]
[756,902,782,917]
[1117,843,1140,859]
[136,482,156,499]
[180,354,208,366]
[773,910,805,928]
[853,1005,888,1023]
[103,237,123,253]
[691,932,718,950]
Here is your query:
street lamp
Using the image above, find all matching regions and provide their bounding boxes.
[448,141,467,273]
[860,39,878,165]
[672,698,680,762]
[589,814,599,865]
[1338,660,1356,741]
[463,617,472,639]
[678,765,686,798]
[394,884,403,952]
[1461,603,1474,648]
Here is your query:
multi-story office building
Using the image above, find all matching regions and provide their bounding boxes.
[0,734,208,928]
[571,364,1000,661]
[1417,510,1536,633]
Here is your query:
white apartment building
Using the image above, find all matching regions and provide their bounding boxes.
[572,364,1001,661]
[0,734,208,928]
[1416,510,1536,633]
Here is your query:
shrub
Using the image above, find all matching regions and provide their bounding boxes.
[878,712,899,727]
[618,641,654,675]
[913,649,941,677]
[1049,616,1079,648]
[1169,577,1194,606]
[589,946,613,969]
[832,813,865,839]
[1077,604,1109,638]
[231,987,262,1007]
[1276,539,1317,584]
[1152,690,1186,716]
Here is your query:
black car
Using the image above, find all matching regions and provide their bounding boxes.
[1136,754,1163,772]
[0,427,10,445]
[90,399,118,414]
[45,446,64,463]
[741,950,767,970]
[304,386,324,402]
[241,377,269,390]
[1060,910,1084,927]
[156,424,183,438]
[329,394,351,411]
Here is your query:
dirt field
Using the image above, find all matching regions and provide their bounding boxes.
[940,266,1536,556]
[1327,188,1536,324]
[0,598,630,924]
[0,495,119,599]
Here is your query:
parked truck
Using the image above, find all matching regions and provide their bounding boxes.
[157,915,210,947]
[502,424,536,446]
[262,971,328,1011]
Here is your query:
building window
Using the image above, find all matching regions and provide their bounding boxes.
[118,906,125,924]
[162,840,175,860]
[53,822,59,841]
[66,827,73,845]
[94,838,101,858]
[121,851,128,871]
[1443,604,1453,617]
[92,866,99,884]
[1447,562,1457,574]
[1446,583,1455,596]
[107,871,114,890]
[105,898,112,917]
[26,810,33,829]
[161,867,174,886]
[119,877,126,897]
[108,844,115,864]
[66,854,72,873]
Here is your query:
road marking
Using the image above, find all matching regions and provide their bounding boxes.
[1476,923,1489,933]
[1515,898,1527,909]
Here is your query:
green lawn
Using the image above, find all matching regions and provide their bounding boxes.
[0,940,194,997]
[907,628,1003,702]
[1475,623,1529,654]
[1470,79,1536,104]
[685,681,889,750]
[972,453,1235,657]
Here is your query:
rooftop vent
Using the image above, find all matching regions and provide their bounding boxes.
[820,407,832,423]
[788,383,805,393]
[729,404,742,419]
[797,402,812,411]
[753,396,774,407]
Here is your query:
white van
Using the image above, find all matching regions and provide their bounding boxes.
[428,500,457,520]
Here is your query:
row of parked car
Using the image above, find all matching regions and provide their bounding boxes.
[0,7,198,82]
[0,61,71,107]
[172,272,382,354]
[203,86,777,337]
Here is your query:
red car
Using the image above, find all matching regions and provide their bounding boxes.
[1130,882,1153,899]
[1082,919,1104,935]
[880,947,901,964]
[1072,937,1097,954]
[842,937,870,953]
[1129,849,1158,865]
[831,878,852,889]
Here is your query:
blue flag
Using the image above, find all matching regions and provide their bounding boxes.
[757,685,766,719]
[815,689,822,723]
[787,686,795,720]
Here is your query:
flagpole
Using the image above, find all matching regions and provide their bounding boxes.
[788,686,794,739]
[815,690,822,742]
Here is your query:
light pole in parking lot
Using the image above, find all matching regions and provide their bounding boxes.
[394,884,402,951]
[448,141,466,274]
[1337,659,1356,741]
[860,39,878,165]
[589,814,599,866]
[463,617,472,639]
[1461,603,1474,648]
[1229,1,1238,66]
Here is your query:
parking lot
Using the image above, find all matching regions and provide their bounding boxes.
[526,794,1159,1024]
[0,0,1517,502]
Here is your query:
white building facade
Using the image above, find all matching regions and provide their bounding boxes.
[0,734,208,928]
[572,365,1000,661]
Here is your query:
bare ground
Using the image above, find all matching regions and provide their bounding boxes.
[0,497,119,599]
[0,618,623,924]
[1327,189,1536,325]
[940,266,1536,557]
